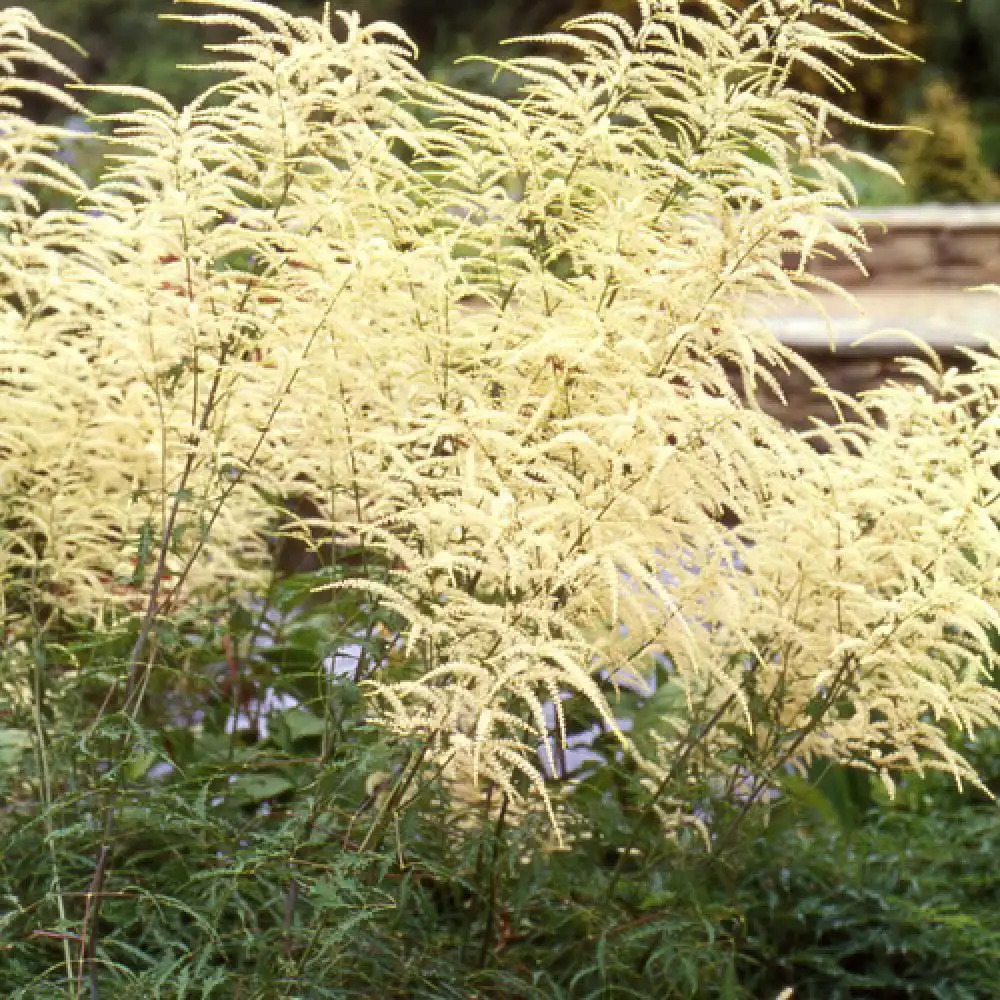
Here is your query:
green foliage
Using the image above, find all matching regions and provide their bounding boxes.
[7,605,1000,998]
[891,79,1000,203]
[834,153,912,207]
[731,806,1000,999]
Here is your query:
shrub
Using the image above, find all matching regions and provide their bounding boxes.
[2,0,1000,994]
[731,804,1000,999]
[892,78,1000,202]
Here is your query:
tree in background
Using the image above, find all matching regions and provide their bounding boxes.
[523,0,923,139]
[27,1,401,116]
[27,0,987,121]
[42,0,1000,200]
[892,78,1000,202]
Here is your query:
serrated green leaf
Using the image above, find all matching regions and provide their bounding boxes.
[231,772,294,803]
[124,749,159,781]
[280,707,326,741]
[0,729,31,769]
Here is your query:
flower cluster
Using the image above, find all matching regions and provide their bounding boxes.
[2,0,998,837]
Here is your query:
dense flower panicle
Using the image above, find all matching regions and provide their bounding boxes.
[2,0,999,836]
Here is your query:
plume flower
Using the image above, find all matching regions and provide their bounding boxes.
[2,0,999,838]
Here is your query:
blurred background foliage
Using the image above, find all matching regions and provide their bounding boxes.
[29,0,1000,203]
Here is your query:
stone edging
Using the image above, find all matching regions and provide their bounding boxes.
[765,290,998,354]
[757,205,1000,429]
[789,203,1000,290]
